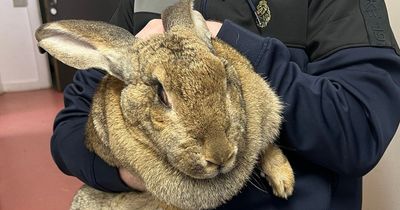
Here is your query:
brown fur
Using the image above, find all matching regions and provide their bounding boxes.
[36,0,294,209]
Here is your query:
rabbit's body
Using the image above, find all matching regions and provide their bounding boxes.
[70,185,173,210]
[36,1,294,209]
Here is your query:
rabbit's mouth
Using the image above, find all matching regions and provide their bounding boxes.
[168,146,238,179]
[180,158,236,179]
[196,156,237,179]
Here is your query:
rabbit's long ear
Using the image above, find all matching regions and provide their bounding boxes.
[162,0,213,50]
[35,20,137,82]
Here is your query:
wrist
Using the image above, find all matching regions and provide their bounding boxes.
[118,168,146,192]
[205,21,222,38]
[92,155,132,192]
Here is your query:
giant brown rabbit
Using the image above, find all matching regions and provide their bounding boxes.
[35,0,294,209]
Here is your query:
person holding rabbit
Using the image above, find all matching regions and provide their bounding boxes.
[49,0,400,209]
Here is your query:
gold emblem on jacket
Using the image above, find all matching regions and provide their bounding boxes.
[256,0,271,28]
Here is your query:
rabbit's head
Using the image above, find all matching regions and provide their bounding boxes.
[36,0,245,180]
[128,34,246,179]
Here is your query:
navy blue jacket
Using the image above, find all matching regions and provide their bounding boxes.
[51,0,400,209]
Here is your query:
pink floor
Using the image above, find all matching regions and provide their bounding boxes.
[0,89,82,210]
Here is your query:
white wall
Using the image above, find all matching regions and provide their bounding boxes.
[363,129,400,210]
[0,73,3,94]
[0,0,50,92]
[386,0,400,40]
[362,1,400,210]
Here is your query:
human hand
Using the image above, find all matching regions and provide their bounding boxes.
[135,19,222,39]
[205,21,223,38]
[119,168,146,191]
[135,19,164,39]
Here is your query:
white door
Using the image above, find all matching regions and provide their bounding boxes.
[0,0,51,92]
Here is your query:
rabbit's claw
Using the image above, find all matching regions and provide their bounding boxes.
[264,160,294,199]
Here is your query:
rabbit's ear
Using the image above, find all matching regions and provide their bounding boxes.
[35,20,137,82]
[162,0,213,50]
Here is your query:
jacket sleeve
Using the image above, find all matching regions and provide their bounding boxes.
[51,70,132,192]
[50,0,137,192]
[217,20,400,176]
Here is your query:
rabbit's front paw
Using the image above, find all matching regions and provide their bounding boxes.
[260,145,295,199]
[263,160,294,199]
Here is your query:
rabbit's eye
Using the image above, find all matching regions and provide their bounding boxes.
[157,83,170,108]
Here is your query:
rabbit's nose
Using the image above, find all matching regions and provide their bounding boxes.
[204,144,237,172]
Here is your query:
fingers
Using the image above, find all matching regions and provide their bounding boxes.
[135,19,222,39]
[206,21,223,38]
[135,19,164,40]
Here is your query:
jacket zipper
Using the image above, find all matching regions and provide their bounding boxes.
[200,0,208,19]
[246,0,263,27]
